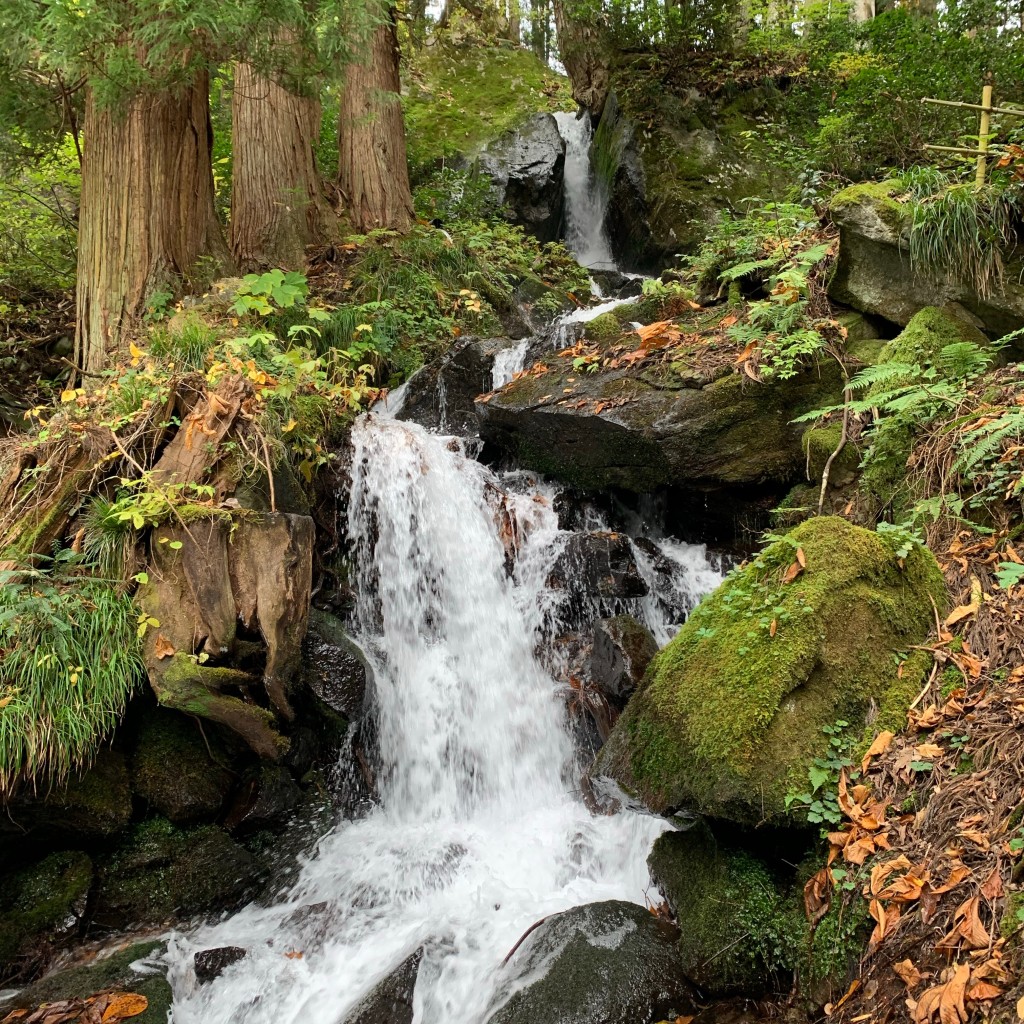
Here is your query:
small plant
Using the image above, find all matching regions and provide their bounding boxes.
[785,720,855,827]
[230,270,310,317]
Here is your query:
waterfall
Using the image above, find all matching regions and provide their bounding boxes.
[553,112,615,272]
[164,415,674,1024]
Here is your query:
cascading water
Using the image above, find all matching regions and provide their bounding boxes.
[553,112,615,273]
[164,412,687,1024]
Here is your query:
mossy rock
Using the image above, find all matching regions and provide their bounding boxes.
[93,818,258,928]
[860,305,990,512]
[802,424,861,485]
[34,749,133,840]
[0,941,171,1024]
[130,708,234,825]
[594,517,946,824]
[583,312,624,342]
[648,825,803,995]
[0,851,93,980]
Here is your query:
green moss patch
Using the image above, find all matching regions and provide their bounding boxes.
[596,517,945,824]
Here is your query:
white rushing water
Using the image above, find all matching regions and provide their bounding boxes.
[491,340,529,389]
[553,112,615,272]
[165,414,678,1024]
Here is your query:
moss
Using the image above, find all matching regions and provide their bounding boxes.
[599,517,946,823]
[402,43,572,174]
[0,941,171,1024]
[583,312,624,343]
[0,851,93,973]
[804,893,871,1000]
[649,825,803,995]
[42,749,133,838]
[802,424,861,482]
[1001,891,1024,939]
[829,180,908,234]
[772,483,820,529]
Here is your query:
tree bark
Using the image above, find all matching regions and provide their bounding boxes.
[75,73,231,374]
[230,63,337,273]
[553,0,610,115]
[337,11,414,234]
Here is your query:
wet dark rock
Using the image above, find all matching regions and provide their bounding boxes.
[0,851,93,982]
[590,615,658,708]
[0,940,171,1024]
[485,900,695,1024]
[341,947,423,1024]
[92,818,258,928]
[590,269,643,299]
[194,946,248,984]
[479,113,566,243]
[398,337,525,435]
[130,708,234,825]
[548,531,647,601]
[300,608,370,719]
[224,765,302,835]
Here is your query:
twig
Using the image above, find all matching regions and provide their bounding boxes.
[818,387,853,516]
[259,432,277,513]
[502,916,550,966]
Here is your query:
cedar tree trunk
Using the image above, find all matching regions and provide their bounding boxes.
[553,0,609,115]
[230,62,338,272]
[337,12,414,234]
[75,73,231,374]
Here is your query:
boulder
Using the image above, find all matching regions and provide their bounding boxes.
[590,615,658,708]
[548,532,647,602]
[194,946,248,984]
[0,851,93,982]
[224,765,301,835]
[477,345,844,496]
[342,948,422,1024]
[397,337,527,435]
[0,940,171,1024]
[92,818,258,928]
[130,708,234,825]
[478,113,566,243]
[485,900,695,1024]
[828,181,1024,336]
[593,517,946,824]
[648,825,802,996]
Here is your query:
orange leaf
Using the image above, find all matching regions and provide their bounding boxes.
[720,314,739,328]
[101,993,149,1022]
[980,866,1004,901]
[796,547,806,567]
[284,950,304,959]
[862,730,894,773]
[783,560,804,584]
[153,634,176,660]
[967,982,1003,1002]
[894,959,926,991]
[769,618,777,637]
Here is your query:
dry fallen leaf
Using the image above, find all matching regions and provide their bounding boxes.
[894,958,926,991]
[153,634,176,660]
[100,993,149,1022]
[862,730,895,773]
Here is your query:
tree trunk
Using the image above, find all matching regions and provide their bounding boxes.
[75,73,230,375]
[508,0,522,40]
[230,62,337,273]
[553,0,609,115]
[851,0,875,20]
[337,12,414,234]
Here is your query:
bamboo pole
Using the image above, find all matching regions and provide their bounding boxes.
[922,97,1024,118]
[977,83,994,187]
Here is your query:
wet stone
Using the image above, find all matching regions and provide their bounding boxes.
[194,946,248,984]
[340,948,423,1024]
[548,531,647,602]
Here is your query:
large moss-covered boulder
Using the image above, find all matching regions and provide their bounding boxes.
[0,851,93,981]
[0,940,171,1024]
[594,517,946,824]
[485,901,695,1024]
[648,826,802,996]
[829,181,1024,335]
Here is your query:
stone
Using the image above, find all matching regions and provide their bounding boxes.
[341,948,422,1024]
[224,765,302,835]
[593,517,947,824]
[548,531,647,601]
[478,113,566,243]
[397,337,524,435]
[194,946,248,984]
[648,825,802,996]
[300,608,370,718]
[828,180,1024,336]
[485,900,695,1024]
[130,708,234,824]
[590,615,658,708]
[0,851,93,982]
[0,941,171,1024]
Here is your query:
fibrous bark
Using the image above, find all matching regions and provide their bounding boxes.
[553,0,610,115]
[75,73,231,374]
[230,62,338,272]
[337,11,414,234]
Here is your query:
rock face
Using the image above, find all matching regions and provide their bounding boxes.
[477,348,843,497]
[828,181,1024,336]
[300,608,370,718]
[479,113,566,243]
[485,901,695,1024]
[648,825,801,996]
[593,517,946,824]
[592,90,784,271]
[194,946,248,984]
[590,615,658,708]
[548,532,647,601]
[342,948,422,1024]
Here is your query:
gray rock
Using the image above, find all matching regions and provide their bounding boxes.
[828,181,1024,337]
[548,532,647,602]
[195,946,248,984]
[485,900,695,1024]
[591,615,658,708]
[224,766,301,834]
[342,948,422,1024]
[479,114,566,243]
[301,608,371,718]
